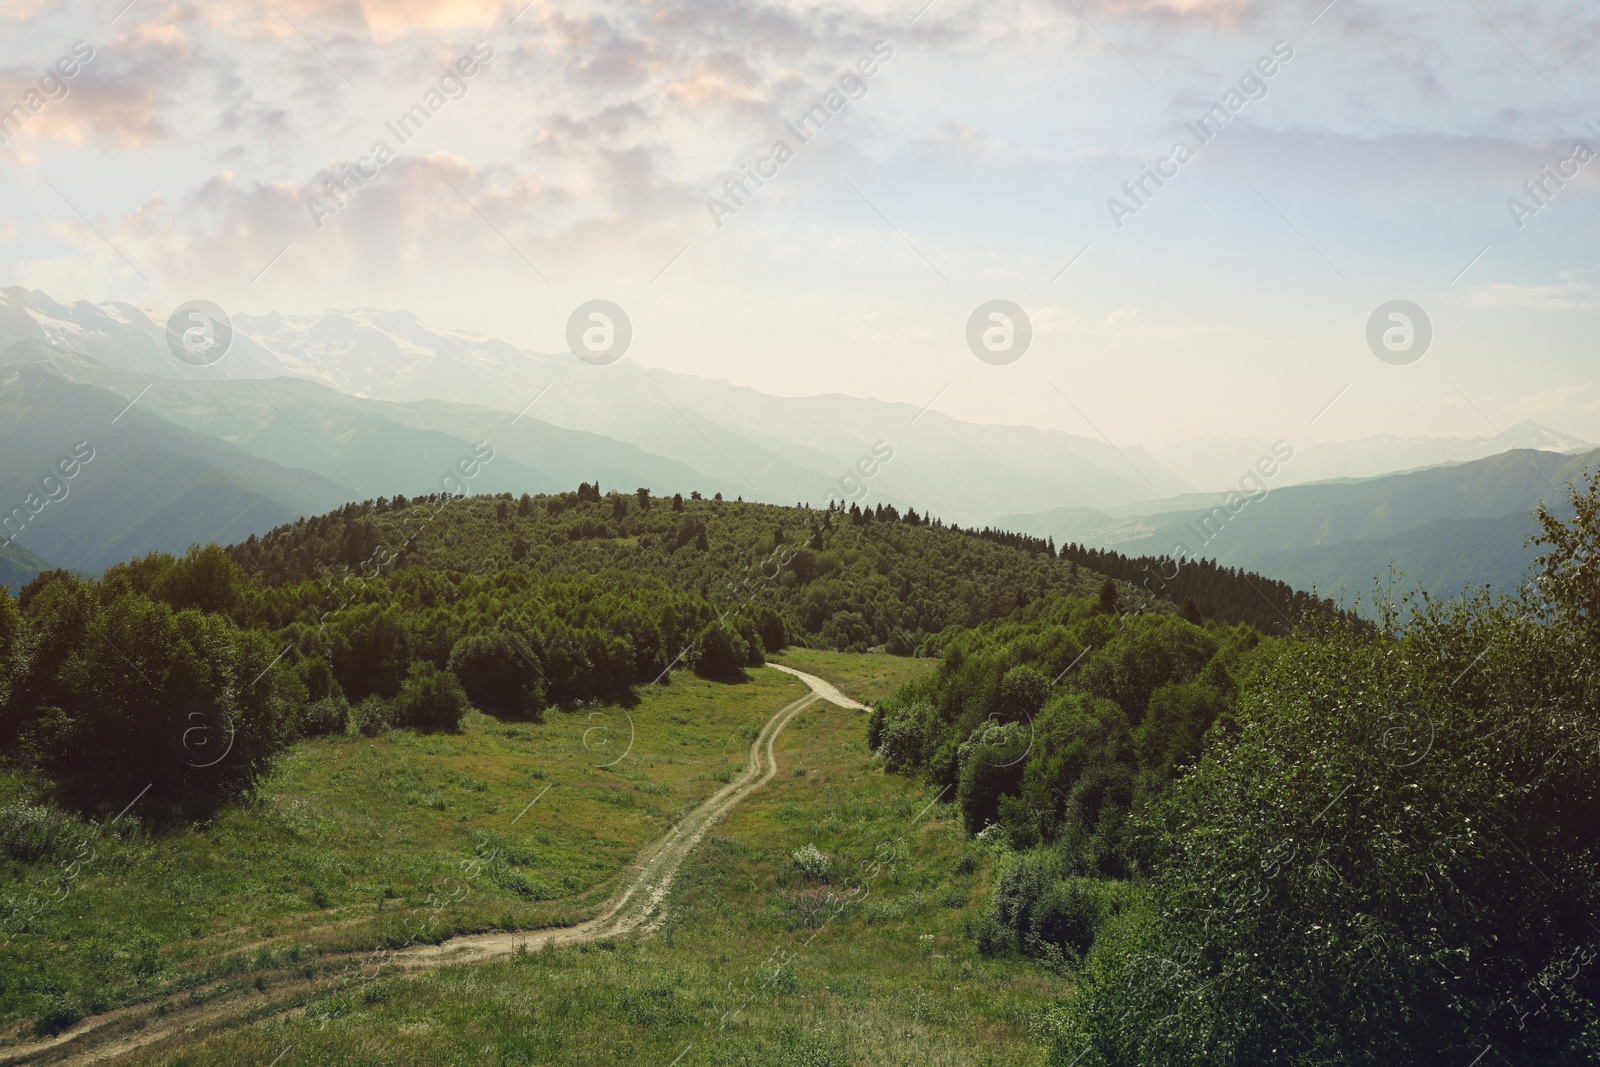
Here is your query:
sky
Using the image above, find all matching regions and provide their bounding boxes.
[1,0,1598,452]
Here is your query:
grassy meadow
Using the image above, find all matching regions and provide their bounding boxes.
[0,668,812,1042]
[21,654,1054,1066]
[766,648,936,703]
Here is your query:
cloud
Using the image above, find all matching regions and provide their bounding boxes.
[15,143,716,306]
[158,0,514,39]
[1094,0,1258,26]
[1463,281,1600,311]
[1508,381,1600,419]
[668,63,751,106]
[1027,303,1085,336]
[352,0,514,35]
[0,32,197,149]
[28,74,166,147]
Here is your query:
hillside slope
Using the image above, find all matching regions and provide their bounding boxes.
[0,357,351,574]
[0,540,52,593]
[1001,447,1598,604]
[230,489,1340,641]
[0,288,1191,520]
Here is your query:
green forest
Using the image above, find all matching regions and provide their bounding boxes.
[0,479,1595,1064]
[869,475,1600,1064]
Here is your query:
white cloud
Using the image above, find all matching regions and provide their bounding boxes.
[1463,281,1600,311]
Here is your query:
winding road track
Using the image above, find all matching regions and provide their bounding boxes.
[0,665,866,1067]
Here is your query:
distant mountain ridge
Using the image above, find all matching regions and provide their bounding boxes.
[0,352,352,583]
[0,287,1192,524]
[1000,446,1599,609]
[0,339,776,579]
[1152,424,1593,492]
[6,287,1595,612]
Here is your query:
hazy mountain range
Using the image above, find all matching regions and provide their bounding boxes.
[1,286,1592,609]
[0,288,1195,522]
[1152,425,1593,492]
[1000,447,1597,610]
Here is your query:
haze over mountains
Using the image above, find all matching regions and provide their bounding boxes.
[1152,424,1593,493]
[1001,446,1598,610]
[0,288,1195,521]
[0,286,1591,610]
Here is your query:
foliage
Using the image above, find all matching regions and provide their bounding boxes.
[1057,541,1345,636]
[225,491,1314,656]
[973,850,1128,964]
[876,591,1268,863]
[0,799,90,863]
[301,693,348,737]
[1057,486,1600,1065]
[689,619,760,678]
[392,661,470,732]
[350,693,392,736]
[447,630,545,720]
[955,720,1029,834]
[0,570,301,819]
[790,843,833,881]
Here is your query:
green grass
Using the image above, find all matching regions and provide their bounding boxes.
[768,649,936,703]
[0,667,808,1039]
[127,662,1055,1066]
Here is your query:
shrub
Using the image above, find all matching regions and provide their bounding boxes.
[447,631,544,720]
[747,604,788,653]
[689,621,749,678]
[1072,590,1600,1064]
[1029,878,1101,959]
[350,694,393,737]
[875,703,929,772]
[981,850,1113,962]
[957,720,1029,833]
[998,664,1051,718]
[819,610,873,651]
[5,585,301,816]
[0,801,91,863]
[393,662,470,732]
[328,604,412,702]
[302,694,349,737]
[32,992,83,1037]
[791,843,833,881]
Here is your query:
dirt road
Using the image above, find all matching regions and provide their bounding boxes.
[1,665,857,1066]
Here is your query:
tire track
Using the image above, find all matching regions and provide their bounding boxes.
[1,666,857,1066]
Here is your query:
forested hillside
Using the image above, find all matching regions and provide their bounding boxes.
[0,485,1336,826]
[868,587,1274,876]
[228,486,1337,646]
[1056,541,1336,631]
[868,478,1600,1065]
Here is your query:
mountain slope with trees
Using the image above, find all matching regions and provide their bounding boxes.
[229,488,1338,647]
[870,480,1600,1065]
[1003,447,1600,609]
